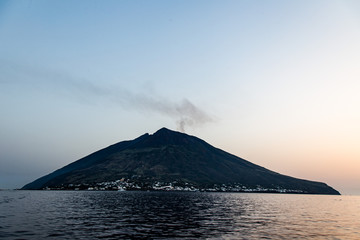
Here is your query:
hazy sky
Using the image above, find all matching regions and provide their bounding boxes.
[1,0,359,194]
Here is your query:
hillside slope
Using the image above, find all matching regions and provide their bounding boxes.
[22,128,340,194]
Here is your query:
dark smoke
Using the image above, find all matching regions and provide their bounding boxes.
[174,99,213,132]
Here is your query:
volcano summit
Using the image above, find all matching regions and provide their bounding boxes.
[22,128,340,194]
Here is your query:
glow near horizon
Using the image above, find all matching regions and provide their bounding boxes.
[0,0,359,194]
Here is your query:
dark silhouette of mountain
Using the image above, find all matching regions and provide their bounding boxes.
[22,128,340,194]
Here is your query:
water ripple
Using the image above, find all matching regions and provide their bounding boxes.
[0,191,359,239]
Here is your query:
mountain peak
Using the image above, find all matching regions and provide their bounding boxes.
[137,127,191,147]
[153,127,175,135]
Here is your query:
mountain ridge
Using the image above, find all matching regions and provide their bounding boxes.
[22,128,340,195]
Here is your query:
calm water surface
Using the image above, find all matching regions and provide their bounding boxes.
[0,190,359,239]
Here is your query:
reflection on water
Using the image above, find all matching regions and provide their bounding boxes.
[0,190,359,239]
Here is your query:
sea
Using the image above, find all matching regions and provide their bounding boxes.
[0,190,359,239]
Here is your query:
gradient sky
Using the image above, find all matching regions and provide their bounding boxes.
[1,0,359,194]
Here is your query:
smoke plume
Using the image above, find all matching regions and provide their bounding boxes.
[118,92,214,133]
[1,60,214,132]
